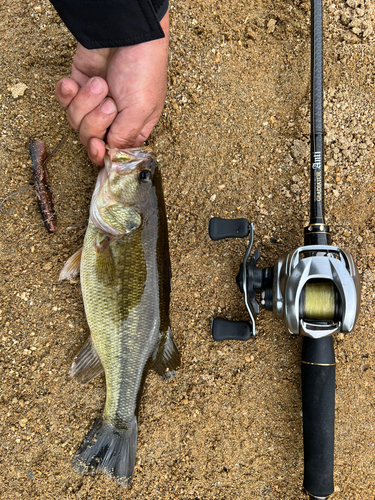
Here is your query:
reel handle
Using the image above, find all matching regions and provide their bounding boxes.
[301,336,335,499]
[209,219,257,337]
[209,217,249,240]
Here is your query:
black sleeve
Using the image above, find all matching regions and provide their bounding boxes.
[49,0,168,49]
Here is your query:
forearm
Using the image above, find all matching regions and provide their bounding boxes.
[49,0,168,49]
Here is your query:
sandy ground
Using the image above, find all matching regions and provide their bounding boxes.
[1,0,375,498]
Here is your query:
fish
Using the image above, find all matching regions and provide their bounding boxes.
[59,147,180,486]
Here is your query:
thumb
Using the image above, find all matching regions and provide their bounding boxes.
[105,105,152,149]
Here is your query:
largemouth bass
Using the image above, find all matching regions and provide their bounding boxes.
[60,147,180,486]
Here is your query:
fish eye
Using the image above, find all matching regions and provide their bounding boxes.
[138,169,152,183]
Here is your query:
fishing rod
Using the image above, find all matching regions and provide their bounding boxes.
[208,0,360,498]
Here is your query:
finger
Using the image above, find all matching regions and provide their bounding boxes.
[66,77,108,130]
[89,121,151,166]
[72,44,113,83]
[70,65,91,88]
[88,137,107,166]
[79,97,117,149]
[106,104,154,149]
[55,78,80,109]
[132,122,158,148]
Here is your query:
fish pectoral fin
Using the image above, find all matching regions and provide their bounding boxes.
[94,235,116,283]
[70,335,104,384]
[99,203,142,234]
[153,327,181,380]
[59,247,83,280]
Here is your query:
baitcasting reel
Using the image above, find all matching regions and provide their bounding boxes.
[209,219,360,342]
[208,0,361,498]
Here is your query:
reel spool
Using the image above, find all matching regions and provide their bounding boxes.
[303,282,336,321]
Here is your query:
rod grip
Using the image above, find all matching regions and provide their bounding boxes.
[301,336,335,498]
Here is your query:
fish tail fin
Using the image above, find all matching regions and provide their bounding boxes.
[72,417,138,487]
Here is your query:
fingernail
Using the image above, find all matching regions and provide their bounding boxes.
[90,78,104,95]
[60,82,71,96]
[101,99,116,115]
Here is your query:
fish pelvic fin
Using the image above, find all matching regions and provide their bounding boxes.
[153,327,181,380]
[59,247,82,280]
[70,336,104,384]
[72,417,138,488]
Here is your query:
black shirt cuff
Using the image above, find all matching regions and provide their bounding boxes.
[50,0,168,49]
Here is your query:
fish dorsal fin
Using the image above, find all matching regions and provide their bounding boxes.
[70,335,104,384]
[153,328,181,380]
[59,247,83,280]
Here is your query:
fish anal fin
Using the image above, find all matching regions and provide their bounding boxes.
[70,336,104,384]
[59,247,82,280]
[153,327,181,380]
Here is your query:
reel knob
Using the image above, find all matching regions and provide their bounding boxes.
[208,217,250,240]
[211,317,252,341]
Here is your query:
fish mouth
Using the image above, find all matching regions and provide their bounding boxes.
[104,147,154,174]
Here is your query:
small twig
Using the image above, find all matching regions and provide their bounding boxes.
[43,137,66,165]
[66,221,88,232]
[0,185,34,215]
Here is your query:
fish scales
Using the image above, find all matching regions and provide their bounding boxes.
[60,147,180,486]
[83,209,162,424]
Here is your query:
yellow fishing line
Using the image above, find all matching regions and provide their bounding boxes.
[304,282,335,320]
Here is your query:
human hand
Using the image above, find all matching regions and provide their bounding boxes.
[55,11,169,166]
